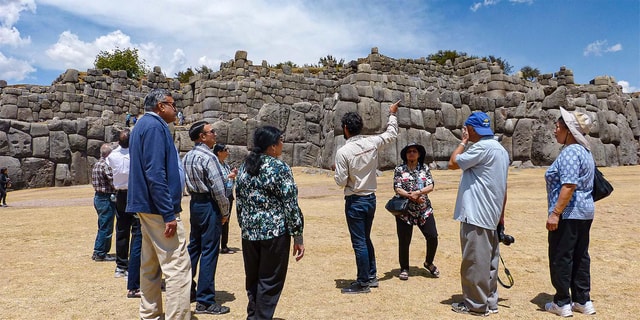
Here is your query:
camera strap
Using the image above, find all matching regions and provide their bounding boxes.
[497,254,514,289]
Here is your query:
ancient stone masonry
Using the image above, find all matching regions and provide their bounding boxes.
[0,48,638,189]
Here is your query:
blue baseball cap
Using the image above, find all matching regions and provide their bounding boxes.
[464,112,494,136]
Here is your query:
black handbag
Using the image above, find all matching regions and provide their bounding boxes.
[592,167,613,202]
[385,195,408,216]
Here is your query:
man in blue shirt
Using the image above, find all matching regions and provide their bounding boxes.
[127,88,191,320]
[448,112,509,316]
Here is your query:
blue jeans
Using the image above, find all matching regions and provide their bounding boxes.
[127,216,141,291]
[93,193,116,256]
[345,193,377,285]
[188,199,222,305]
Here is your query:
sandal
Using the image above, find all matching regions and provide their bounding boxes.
[424,262,440,278]
[127,289,141,298]
[399,269,409,281]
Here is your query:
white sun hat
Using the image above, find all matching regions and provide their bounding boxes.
[560,107,592,151]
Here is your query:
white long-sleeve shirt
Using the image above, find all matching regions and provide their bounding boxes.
[334,114,398,196]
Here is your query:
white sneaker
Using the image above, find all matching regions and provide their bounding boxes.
[572,301,596,315]
[114,268,128,278]
[545,302,573,317]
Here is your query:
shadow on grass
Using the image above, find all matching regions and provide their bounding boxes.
[216,290,237,304]
[380,266,440,281]
[531,292,554,311]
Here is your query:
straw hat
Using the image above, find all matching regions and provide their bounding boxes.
[560,107,592,150]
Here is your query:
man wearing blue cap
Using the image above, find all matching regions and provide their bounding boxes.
[448,112,509,316]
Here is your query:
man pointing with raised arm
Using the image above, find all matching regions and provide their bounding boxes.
[334,100,400,294]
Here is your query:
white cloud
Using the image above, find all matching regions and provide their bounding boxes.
[197,56,216,69]
[618,80,639,93]
[44,30,161,71]
[584,40,623,56]
[0,0,35,47]
[471,0,500,12]
[471,0,532,11]
[606,43,622,52]
[0,51,36,81]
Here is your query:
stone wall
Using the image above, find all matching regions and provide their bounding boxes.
[1,49,638,189]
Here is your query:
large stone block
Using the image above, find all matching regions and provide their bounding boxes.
[285,109,307,143]
[49,131,71,163]
[68,134,87,152]
[339,84,360,103]
[70,151,89,185]
[512,118,534,161]
[441,103,457,129]
[358,98,382,135]
[54,163,71,187]
[0,104,18,119]
[32,136,49,158]
[292,142,321,167]
[8,128,31,157]
[332,101,358,136]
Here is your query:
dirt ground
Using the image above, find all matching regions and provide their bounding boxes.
[1,166,638,320]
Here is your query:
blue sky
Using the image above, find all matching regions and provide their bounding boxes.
[1,0,638,92]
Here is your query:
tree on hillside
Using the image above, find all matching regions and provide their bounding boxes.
[94,47,148,79]
[427,50,469,65]
[273,61,299,69]
[318,55,345,67]
[519,66,540,81]
[485,55,513,74]
[175,65,214,83]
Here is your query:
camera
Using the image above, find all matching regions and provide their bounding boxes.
[497,223,515,246]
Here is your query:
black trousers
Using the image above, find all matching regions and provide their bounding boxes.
[548,218,593,307]
[242,235,291,320]
[220,197,234,249]
[395,214,438,270]
[115,190,138,270]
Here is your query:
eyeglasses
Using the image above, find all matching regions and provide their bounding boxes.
[406,149,419,154]
[160,101,177,111]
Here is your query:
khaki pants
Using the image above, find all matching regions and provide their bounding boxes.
[138,213,192,320]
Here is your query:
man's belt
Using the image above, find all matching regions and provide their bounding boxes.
[190,193,212,201]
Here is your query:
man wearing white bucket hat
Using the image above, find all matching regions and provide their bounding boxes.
[544,107,597,317]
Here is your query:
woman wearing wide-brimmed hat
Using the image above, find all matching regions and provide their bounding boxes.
[391,142,439,281]
[544,107,597,317]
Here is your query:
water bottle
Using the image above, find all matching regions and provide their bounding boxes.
[225,179,234,190]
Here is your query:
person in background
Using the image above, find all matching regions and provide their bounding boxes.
[448,112,509,316]
[91,143,117,262]
[334,100,399,294]
[544,108,596,317]
[0,167,10,207]
[126,88,192,320]
[183,121,231,315]
[392,142,439,281]
[213,143,238,254]
[106,128,142,298]
[235,126,305,320]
